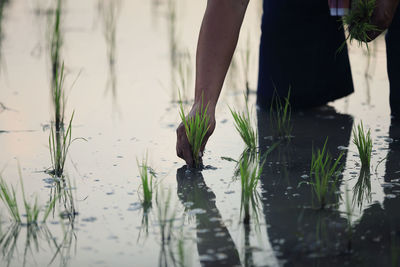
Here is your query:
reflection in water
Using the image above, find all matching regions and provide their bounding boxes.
[0,221,75,267]
[176,167,241,266]
[257,106,354,264]
[98,0,121,104]
[255,105,400,265]
[237,150,263,225]
[352,168,372,211]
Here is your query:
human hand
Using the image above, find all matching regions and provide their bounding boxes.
[176,103,216,168]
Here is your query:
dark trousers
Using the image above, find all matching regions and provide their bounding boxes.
[387,4,400,115]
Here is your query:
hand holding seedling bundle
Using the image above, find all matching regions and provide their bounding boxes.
[177,98,215,168]
[341,0,399,48]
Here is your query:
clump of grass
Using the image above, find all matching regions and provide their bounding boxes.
[178,94,210,168]
[352,121,372,170]
[239,152,264,224]
[49,112,76,178]
[230,98,257,150]
[137,156,154,210]
[0,176,21,222]
[307,139,344,209]
[270,89,292,140]
[0,168,58,224]
[340,0,379,51]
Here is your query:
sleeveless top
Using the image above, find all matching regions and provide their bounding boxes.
[257,0,354,108]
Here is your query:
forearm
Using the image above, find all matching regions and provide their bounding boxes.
[194,0,249,112]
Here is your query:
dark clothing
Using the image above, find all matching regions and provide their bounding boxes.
[387,4,400,115]
[257,1,355,108]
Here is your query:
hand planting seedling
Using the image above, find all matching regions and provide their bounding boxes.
[178,94,210,168]
[230,97,257,150]
[352,121,372,170]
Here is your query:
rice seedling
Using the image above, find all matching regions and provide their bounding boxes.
[48,112,84,178]
[0,168,58,225]
[340,0,379,51]
[269,89,292,140]
[239,152,264,224]
[137,156,154,210]
[0,175,21,223]
[178,94,210,168]
[352,121,372,170]
[305,139,344,209]
[230,98,257,150]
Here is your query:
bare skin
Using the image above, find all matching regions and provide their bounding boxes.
[176,0,249,167]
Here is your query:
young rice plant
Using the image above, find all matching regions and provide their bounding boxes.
[352,121,372,170]
[49,112,76,178]
[137,156,154,210]
[0,168,58,224]
[308,139,344,209]
[230,99,257,150]
[270,89,292,140]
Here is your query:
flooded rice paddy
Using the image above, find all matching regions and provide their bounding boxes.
[1,0,400,266]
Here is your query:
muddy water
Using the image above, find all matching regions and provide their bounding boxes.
[0,0,399,266]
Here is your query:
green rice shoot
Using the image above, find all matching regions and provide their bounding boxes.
[270,89,292,140]
[0,167,59,224]
[178,93,210,168]
[137,155,154,210]
[341,0,379,51]
[49,112,74,178]
[309,139,344,209]
[0,175,21,222]
[230,98,257,150]
[352,121,372,170]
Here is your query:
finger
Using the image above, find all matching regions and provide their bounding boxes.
[182,142,194,167]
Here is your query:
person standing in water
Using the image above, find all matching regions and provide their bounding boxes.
[176,0,400,167]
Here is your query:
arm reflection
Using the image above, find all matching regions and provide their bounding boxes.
[176,167,241,267]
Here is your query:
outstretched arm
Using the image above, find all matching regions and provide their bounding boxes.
[176,0,249,167]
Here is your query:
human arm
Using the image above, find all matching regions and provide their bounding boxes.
[176,0,249,166]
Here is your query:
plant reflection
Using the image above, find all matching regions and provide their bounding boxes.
[98,0,121,104]
[0,220,76,267]
[352,168,372,210]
